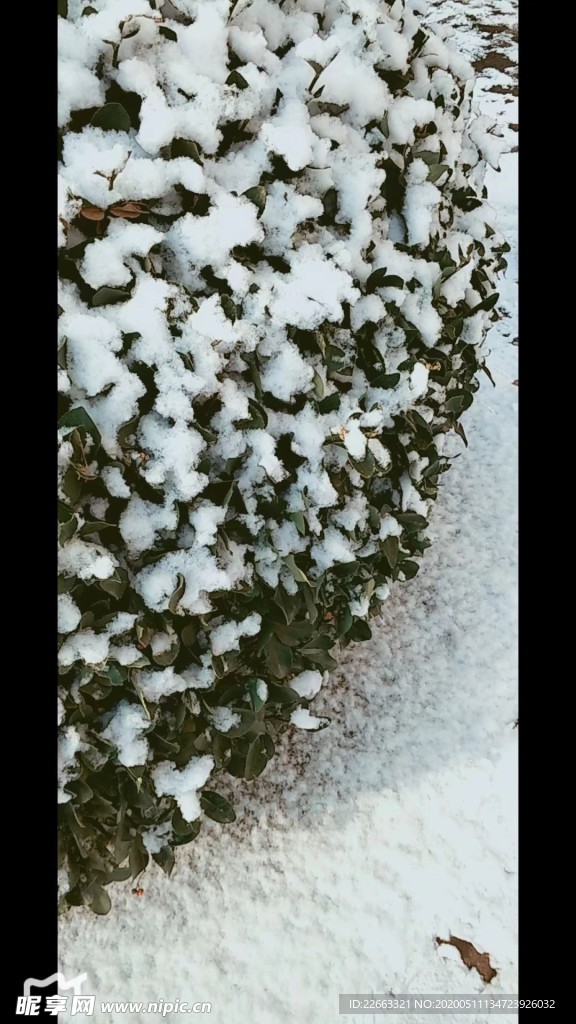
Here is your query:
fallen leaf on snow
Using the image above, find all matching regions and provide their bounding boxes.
[436,935,497,983]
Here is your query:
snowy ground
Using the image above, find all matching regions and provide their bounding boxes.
[59,4,518,1022]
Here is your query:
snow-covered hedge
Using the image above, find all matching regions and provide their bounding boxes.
[58,0,509,913]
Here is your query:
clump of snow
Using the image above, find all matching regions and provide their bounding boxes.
[290,708,329,731]
[210,614,262,656]
[101,701,150,767]
[58,593,82,635]
[212,707,242,733]
[151,757,215,821]
[289,670,323,700]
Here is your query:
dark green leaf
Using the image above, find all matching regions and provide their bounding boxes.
[226,70,249,89]
[159,25,178,41]
[200,791,236,823]
[91,286,132,307]
[171,138,203,164]
[367,269,405,292]
[399,560,419,580]
[91,103,131,132]
[266,682,301,705]
[129,839,149,880]
[468,292,499,315]
[153,847,175,877]
[221,294,237,323]
[265,635,293,679]
[317,392,341,413]
[59,407,101,454]
[246,678,266,711]
[245,735,271,781]
[172,806,201,837]
[381,535,399,569]
[87,884,111,916]
[369,370,400,390]
[349,619,372,641]
[243,185,266,216]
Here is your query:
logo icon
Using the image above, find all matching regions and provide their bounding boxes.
[17,973,95,1016]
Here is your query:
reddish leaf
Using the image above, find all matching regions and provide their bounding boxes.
[109,201,147,219]
[80,204,106,221]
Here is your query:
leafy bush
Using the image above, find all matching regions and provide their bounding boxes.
[58,0,509,914]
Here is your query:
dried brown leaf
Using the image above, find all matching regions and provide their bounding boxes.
[436,935,497,984]
[80,205,106,222]
[109,201,147,219]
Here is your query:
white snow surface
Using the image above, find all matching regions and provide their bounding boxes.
[59,2,517,1021]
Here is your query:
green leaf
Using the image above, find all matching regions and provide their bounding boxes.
[302,584,319,625]
[59,515,78,544]
[427,163,450,183]
[246,678,266,711]
[226,70,249,89]
[58,0,68,18]
[322,187,338,221]
[109,866,132,882]
[159,25,178,41]
[381,535,399,569]
[200,791,237,824]
[273,585,300,625]
[64,779,93,804]
[58,407,101,454]
[129,839,150,880]
[349,619,372,642]
[312,369,325,400]
[306,60,324,77]
[317,392,341,414]
[91,103,131,132]
[395,513,427,530]
[266,682,301,705]
[338,606,353,636]
[399,559,419,580]
[245,734,272,781]
[99,569,128,600]
[349,450,376,478]
[153,847,175,877]
[91,286,132,307]
[366,269,405,292]
[265,635,293,679]
[282,554,310,584]
[87,884,111,916]
[416,150,440,166]
[172,806,201,837]
[171,138,203,164]
[290,511,307,536]
[300,647,338,671]
[221,294,237,323]
[243,185,267,216]
[273,621,315,647]
[369,370,400,390]
[468,292,499,315]
[100,664,126,686]
[411,28,428,56]
[168,573,186,613]
[453,420,468,447]
[480,362,496,387]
